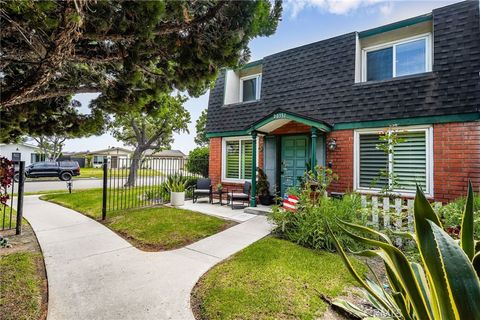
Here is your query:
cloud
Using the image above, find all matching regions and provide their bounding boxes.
[285,0,386,17]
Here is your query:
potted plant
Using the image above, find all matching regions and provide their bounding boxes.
[166,174,187,206]
[216,183,223,193]
[257,168,272,205]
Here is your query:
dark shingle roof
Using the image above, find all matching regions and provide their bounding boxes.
[206,0,480,134]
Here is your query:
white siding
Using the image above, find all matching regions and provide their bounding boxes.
[0,144,41,166]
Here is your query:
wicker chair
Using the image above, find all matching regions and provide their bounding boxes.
[192,178,212,203]
[227,181,251,209]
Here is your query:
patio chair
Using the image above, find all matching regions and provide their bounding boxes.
[227,181,251,209]
[192,178,212,203]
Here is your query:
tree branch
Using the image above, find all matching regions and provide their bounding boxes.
[3,86,102,107]
[82,1,226,41]
[0,2,86,108]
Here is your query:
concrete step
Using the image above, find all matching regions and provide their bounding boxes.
[244,205,272,216]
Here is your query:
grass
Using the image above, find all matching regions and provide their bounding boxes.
[1,206,16,229]
[0,252,44,320]
[76,167,163,179]
[40,189,234,250]
[192,236,367,320]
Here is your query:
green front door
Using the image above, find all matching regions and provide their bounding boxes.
[281,135,308,197]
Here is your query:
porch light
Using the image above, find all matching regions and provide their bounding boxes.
[328,139,337,151]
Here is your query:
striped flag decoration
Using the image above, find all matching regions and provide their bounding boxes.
[283,194,299,213]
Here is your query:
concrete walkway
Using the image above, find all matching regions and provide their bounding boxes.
[23,196,272,320]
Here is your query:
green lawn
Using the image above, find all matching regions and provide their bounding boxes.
[0,252,44,320]
[40,189,234,251]
[1,207,16,229]
[192,237,366,320]
[76,167,163,179]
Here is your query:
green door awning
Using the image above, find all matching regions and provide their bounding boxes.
[247,110,332,134]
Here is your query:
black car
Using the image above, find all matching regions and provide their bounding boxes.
[14,161,81,182]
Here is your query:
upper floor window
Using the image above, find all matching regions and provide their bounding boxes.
[362,34,432,82]
[240,74,261,102]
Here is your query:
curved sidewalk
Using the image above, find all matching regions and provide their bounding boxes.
[24,196,271,320]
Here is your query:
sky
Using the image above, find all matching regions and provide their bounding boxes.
[63,0,461,154]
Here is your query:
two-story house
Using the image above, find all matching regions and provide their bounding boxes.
[206,0,480,206]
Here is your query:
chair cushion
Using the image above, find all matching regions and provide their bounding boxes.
[194,189,211,194]
[228,193,249,199]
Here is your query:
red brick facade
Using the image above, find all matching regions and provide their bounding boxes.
[209,121,479,203]
[325,130,354,193]
[433,121,480,202]
[271,122,311,135]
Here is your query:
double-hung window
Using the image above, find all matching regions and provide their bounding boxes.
[240,74,261,102]
[363,34,431,82]
[355,126,433,195]
[223,138,254,181]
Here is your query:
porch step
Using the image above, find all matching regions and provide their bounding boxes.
[244,205,272,216]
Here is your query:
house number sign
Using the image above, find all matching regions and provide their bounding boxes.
[273,113,287,119]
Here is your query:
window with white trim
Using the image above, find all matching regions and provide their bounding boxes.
[240,74,261,102]
[355,126,433,195]
[362,34,432,82]
[222,138,253,181]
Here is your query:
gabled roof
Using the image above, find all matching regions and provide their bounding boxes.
[206,1,480,135]
[0,142,40,150]
[144,149,186,158]
[87,147,133,155]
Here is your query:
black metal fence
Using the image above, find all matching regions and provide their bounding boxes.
[101,157,209,219]
[1,161,25,235]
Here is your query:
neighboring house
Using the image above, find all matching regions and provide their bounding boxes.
[206,1,480,205]
[0,143,45,166]
[87,147,132,169]
[144,149,187,159]
[66,147,133,169]
[143,150,187,171]
[59,152,88,168]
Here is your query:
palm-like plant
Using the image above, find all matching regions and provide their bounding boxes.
[165,174,188,193]
[328,181,480,319]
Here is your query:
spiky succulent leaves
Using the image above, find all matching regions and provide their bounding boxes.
[460,180,475,260]
[413,185,450,319]
[473,253,480,278]
[331,299,371,319]
[325,223,399,317]
[427,220,480,318]
[337,222,432,319]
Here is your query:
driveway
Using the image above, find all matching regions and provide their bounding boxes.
[23,196,271,320]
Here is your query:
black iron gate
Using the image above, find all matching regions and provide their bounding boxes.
[101,157,208,220]
[1,161,25,235]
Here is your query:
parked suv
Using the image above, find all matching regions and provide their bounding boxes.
[14,161,81,182]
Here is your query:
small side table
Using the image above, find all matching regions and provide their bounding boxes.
[212,189,228,205]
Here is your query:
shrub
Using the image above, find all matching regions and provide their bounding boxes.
[269,193,365,252]
[330,182,480,319]
[438,193,480,239]
[256,168,270,197]
[186,147,209,177]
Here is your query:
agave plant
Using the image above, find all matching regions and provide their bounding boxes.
[165,174,188,193]
[328,181,480,319]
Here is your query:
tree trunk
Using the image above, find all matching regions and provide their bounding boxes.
[125,147,143,187]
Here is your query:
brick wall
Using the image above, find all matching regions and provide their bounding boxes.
[433,121,480,202]
[271,121,311,135]
[209,137,222,187]
[326,130,354,193]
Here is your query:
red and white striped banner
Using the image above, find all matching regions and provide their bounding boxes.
[283,194,299,213]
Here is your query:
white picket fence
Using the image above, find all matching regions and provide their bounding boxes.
[360,195,443,246]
